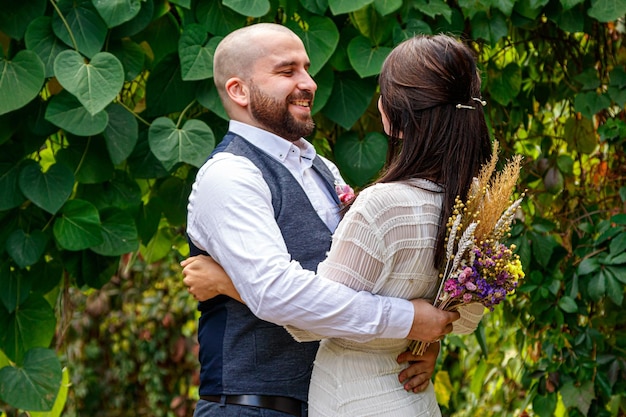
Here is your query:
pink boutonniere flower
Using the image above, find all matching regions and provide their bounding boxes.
[335,183,355,204]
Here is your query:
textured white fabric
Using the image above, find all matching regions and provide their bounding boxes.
[186,121,414,342]
[287,179,483,417]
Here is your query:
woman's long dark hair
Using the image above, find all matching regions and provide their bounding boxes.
[377,34,492,269]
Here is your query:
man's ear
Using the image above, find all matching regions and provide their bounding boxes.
[225,77,249,107]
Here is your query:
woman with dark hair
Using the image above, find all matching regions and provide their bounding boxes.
[184,34,492,416]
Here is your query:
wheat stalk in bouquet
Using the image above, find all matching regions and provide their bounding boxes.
[410,143,525,355]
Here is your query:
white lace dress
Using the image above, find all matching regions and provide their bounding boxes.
[287,179,483,417]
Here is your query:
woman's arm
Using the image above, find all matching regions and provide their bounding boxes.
[181,255,244,303]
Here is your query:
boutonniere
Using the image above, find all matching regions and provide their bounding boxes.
[335,182,355,204]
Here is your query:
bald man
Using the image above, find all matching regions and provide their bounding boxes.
[185,23,458,417]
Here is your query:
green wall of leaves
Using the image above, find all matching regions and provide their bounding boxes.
[1,0,625,415]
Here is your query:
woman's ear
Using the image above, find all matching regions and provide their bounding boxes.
[224,77,249,107]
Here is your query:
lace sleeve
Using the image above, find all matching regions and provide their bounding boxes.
[284,192,387,341]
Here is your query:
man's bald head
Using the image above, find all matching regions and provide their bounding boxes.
[213,24,303,98]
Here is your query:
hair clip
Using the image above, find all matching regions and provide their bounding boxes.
[472,97,487,106]
[456,104,475,110]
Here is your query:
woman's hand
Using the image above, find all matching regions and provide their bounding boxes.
[181,255,243,303]
[397,342,440,393]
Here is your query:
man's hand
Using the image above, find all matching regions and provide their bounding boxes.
[397,342,440,392]
[407,299,460,342]
[181,255,243,303]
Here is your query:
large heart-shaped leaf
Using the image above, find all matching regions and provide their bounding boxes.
[321,72,377,129]
[334,131,387,186]
[329,0,373,14]
[52,0,107,58]
[56,136,114,184]
[223,0,270,17]
[44,91,109,136]
[574,91,611,120]
[487,62,522,106]
[110,0,154,39]
[588,0,626,22]
[77,170,142,210]
[108,39,146,81]
[148,118,215,171]
[0,162,26,211]
[54,50,124,115]
[374,0,402,15]
[347,36,392,78]
[312,65,335,115]
[179,25,221,81]
[471,10,509,46]
[6,229,48,269]
[0,50,45,116]
[0,348,62,411]
[18,161,74,215]
[0,295,56,363]
[92,0,142,28]
[0,0,47,40]
[104,104,138,164]
[29,367,70,417]
[144,54,198,117]
[288,16,339,76]
[52,199,103,251]
[196,80,228,120]
[25,16,68,78]
[0,261,32,314]
[90,208,139,256]
[196,1,246,37]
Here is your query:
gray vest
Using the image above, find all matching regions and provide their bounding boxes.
[195,133,340,401]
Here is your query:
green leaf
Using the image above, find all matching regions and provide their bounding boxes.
[329,0,374,14]
[30,367,70,417]
[347,36,392,78]
[110,0,154,39]
[136,198,162,243]
[223,0,271,17]
[374,0,402,15]
[574,91,611,119]
[0,261,32,314]
[311,65,334,115]
[179,25,220,81]
[605,269,624,305]
[0,348,62,411]
[108,39,146,82]
[92,0,142,28]
[471,10,509,46]
[103,104,138,165]
[90,208,139,256]
[578,257,601,276]
[0,0,47,40]
[587,0,626,22]
[605,252,626,265]
[557,295,578,313]
[77,251,118,289]
[76,170,142,210]
[196,1,246,37]
[563,116,596,154]
[0,50,45,116]
[0,162,27,211]
[18,161,74,215]
[609,232,626,255]
[532,393,557,417]
[196,80,228,120]
[27,260,63,295]
[0,295,56,363]
[487,61,522,105]
[144,54,198,117]
[530,231,559,268]
[54,50,124,116]
[322,72,377,130]
[52,0,107,59]
[413,0,453,22]
[288,16,340,77]
[148,118,215,171]
[56,136,114,184]
[550,5,585,32]
[607,266,626,284]
[52,199,103,251]
[587,270,606,301]
[127,131,169,179]
[25,17,69,78]
[44,91,109,136]
[5,229,47,269]
[334,131,387,187]
[300,0,329,14]
[560,380,595,416]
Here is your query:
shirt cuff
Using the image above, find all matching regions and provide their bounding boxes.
[381,297,414,339]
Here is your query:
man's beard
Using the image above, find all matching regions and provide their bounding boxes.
[249,85,315,142]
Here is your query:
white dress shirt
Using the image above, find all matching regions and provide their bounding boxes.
[187,121,413,342]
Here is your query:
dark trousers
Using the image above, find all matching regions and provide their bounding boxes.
[193,399,308,417]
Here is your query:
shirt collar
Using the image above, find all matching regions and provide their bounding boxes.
[228,120,316,163]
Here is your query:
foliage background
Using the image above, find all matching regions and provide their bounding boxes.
[1,0,625,416]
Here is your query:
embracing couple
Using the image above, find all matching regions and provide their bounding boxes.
[183,23,491,417]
